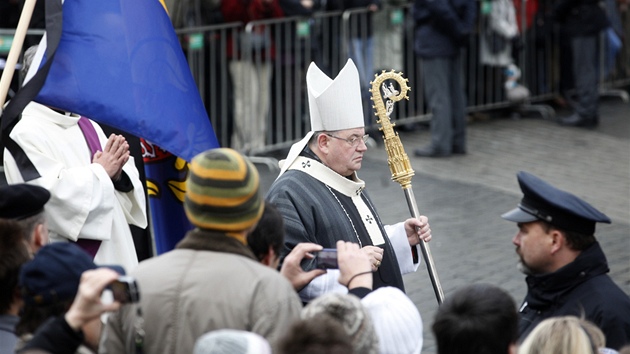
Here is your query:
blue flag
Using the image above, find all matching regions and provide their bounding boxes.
[34,0,219,162]
[141,140,195,254]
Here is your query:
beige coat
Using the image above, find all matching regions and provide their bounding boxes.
[99,229,302,354]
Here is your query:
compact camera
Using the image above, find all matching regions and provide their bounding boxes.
[108,276,140,303]
[313,248,338,269]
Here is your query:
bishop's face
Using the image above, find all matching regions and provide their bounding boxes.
[512,221,554,275]
[322,127,368,177]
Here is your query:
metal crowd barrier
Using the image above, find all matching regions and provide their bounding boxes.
[234,6,433,155]
[0,28,45,92]
[176,23,242,151]
[599,2,630,102]
[188,3,561,156]
[2,3,629,158]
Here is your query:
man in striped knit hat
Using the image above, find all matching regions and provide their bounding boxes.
[100,148,302,354]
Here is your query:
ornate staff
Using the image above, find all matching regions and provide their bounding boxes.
[369,70,445,304]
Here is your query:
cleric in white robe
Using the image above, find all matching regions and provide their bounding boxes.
[3,101,147,272]
[266,59,432,303]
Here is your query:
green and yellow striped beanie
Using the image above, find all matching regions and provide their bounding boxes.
[185,148,264,237]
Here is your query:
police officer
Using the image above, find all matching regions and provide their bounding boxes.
[502,171,630,350]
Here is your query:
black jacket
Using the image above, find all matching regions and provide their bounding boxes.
[412,0,477,58]
[518,242,630,350]
[554,0,609,37]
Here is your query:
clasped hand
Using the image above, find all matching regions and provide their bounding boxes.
[92,134,130,181]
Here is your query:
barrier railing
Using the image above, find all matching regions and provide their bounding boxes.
[342,7,431,131]
[599,3,630,102]
[0,28,44,92]
[241,12,348,154]
[176,23,243,148]
[2,3,629,158]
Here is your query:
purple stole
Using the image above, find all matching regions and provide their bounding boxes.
[75,117,103,258]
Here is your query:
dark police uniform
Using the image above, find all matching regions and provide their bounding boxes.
[502,171,630,350]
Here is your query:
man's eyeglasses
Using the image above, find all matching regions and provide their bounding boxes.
[325,133,369,147]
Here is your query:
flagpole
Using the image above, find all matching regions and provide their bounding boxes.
[0,0,37,112]
[369,70,445,305]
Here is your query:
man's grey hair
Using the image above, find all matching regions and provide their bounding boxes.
[16,211,46,243]
[20,45,39,82]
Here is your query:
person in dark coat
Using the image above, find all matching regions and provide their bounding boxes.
[502,171,630,350]
[412,0,476,157]
[555,0,610,127]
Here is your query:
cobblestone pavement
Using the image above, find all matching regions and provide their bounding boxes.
[359,99,630,353]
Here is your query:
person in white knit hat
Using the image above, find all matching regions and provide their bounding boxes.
[266,59,433,303]
[193,329,272,354]
[361,286,423,354]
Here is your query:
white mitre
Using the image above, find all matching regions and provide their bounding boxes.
[278,59,365,177]
[307,58,365,131]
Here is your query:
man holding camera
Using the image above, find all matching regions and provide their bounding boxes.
[15,242,126,353]
[266,59,432,303]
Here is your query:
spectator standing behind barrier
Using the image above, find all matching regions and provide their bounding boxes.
[502,171,630,350]
[222,0,284,153]
[479,0,530,103]
[412,0,476,158]
[555,0,610,128]
[274,0,329,147]
[432,283,519,354]
[166,0,234,148]
[100,148,302,354]
[266,59,432,303]
[164,0,224,28]
[343,0,381,135]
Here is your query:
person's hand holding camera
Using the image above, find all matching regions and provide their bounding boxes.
[337,240,373,290]
[65,268,122,331]
[280,242,327,291]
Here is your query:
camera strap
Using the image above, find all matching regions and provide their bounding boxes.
[134,306,145,354]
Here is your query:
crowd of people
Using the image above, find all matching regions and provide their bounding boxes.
[1,0,629,352]
[55,0,603,153]
[1,49,630,354]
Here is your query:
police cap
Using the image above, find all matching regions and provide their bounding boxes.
[501,171,610,235]
[0,183,51,220]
